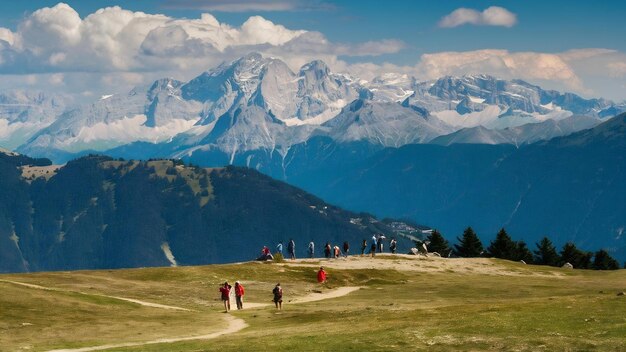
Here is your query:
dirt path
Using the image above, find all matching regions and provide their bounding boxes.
[46,315,247,352]
[0,279,192,311]
[40,286,361,352]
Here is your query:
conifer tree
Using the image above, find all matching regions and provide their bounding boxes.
[592,249,620,270]
[487,228,516,259]
[559,242,592,269]
[426,229,451,256]
[453,227,484,257]
[533,237,559,266]
[513,241,534,263]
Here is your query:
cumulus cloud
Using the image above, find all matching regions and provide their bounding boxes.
[414,50,582,90]
[0,3,398,76]
[161,0,334,12]
[439,6,517,28]
[0,3,624,102]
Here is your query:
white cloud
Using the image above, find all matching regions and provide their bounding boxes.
[414,50,582,90]
[439,6,517,28]
[0,4,624,102]
[48,73,64,86]
[161,0,333,12]
[0,3,397,76]
[0,27,14,45]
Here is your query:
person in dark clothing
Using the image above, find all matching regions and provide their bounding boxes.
[324,242,332,258]
[343,241,350,257]
[288,239,296,260]
[219,282,232,312]
[273,283,283,309]
[390,238,397,254]
[361,239,367,256]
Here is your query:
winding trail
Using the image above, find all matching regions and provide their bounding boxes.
[46,315,247,352]
[0,279,192,311]
[2,278,361,351]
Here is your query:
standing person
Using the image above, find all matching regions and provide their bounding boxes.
[219,282,232,312]
[272,283,283,310]
[234,281,245,310]
[333,245,340,258]
[390,238,397,254]
[324,242,332,259]
[288,239,296,260]
[361,239,367,256]
[308,241,315,258]
[370,235,377,257]
[276,241,283,256]
[377,235,384,253]
[343,241,350,257]
[317,267,327,283]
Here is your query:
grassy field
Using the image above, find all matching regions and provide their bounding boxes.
[1,255,625,351]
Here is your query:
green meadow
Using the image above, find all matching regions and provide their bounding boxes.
[1,255,625,352]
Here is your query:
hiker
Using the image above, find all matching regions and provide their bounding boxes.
[273,283,283,310]
[377,235,384,253]
[370,235,377,257]
[258,246,273,261]
[308,241,315,258]
[333,245,341,258]
[234,281,245,310]
[361,239,367,256]
[324,242,332,259]
[276,241,283,256]
[219,282,232,312]
[317,267,327,283]
[288,239,296,260]
[343,241,350,257]
[390,238,397,254]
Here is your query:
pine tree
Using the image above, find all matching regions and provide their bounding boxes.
[453,227,484,257]
[592,249,620,270]
[533,237,559,266]
[486,228,516,260]
[513,241,533,263]
[426,229,451,256]
[559,242,592,269]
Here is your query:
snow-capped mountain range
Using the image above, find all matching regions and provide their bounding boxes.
[2,52,624,162]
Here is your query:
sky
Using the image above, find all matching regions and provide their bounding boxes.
[0,0,625,101]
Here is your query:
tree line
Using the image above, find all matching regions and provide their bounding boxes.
[423,227,622,270]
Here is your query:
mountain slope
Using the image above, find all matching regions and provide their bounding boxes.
[0,152,414,273]
[287,114,626,260]
[9,54,620,164]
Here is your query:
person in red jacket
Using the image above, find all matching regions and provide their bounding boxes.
[317,266,327,283]
[234,281,245,310]
[219,281,232,312]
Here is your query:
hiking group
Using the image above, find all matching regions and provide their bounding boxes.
[219,281,246,312]
[219,281,285,312]
[257,236,398,262]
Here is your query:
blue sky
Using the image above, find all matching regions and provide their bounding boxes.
[0,1,624,100]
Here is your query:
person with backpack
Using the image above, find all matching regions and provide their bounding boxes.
[272,283,283,310]
[219,282,232,312]
[288,239,296,260]
[317,267,327,283]
[234,281,245,310]
[324,242,332,259]
[308,241,315,258]
[390,238,397,254]
[333,245,341,258]
[343,241,350,257]
[276,241,283,256]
